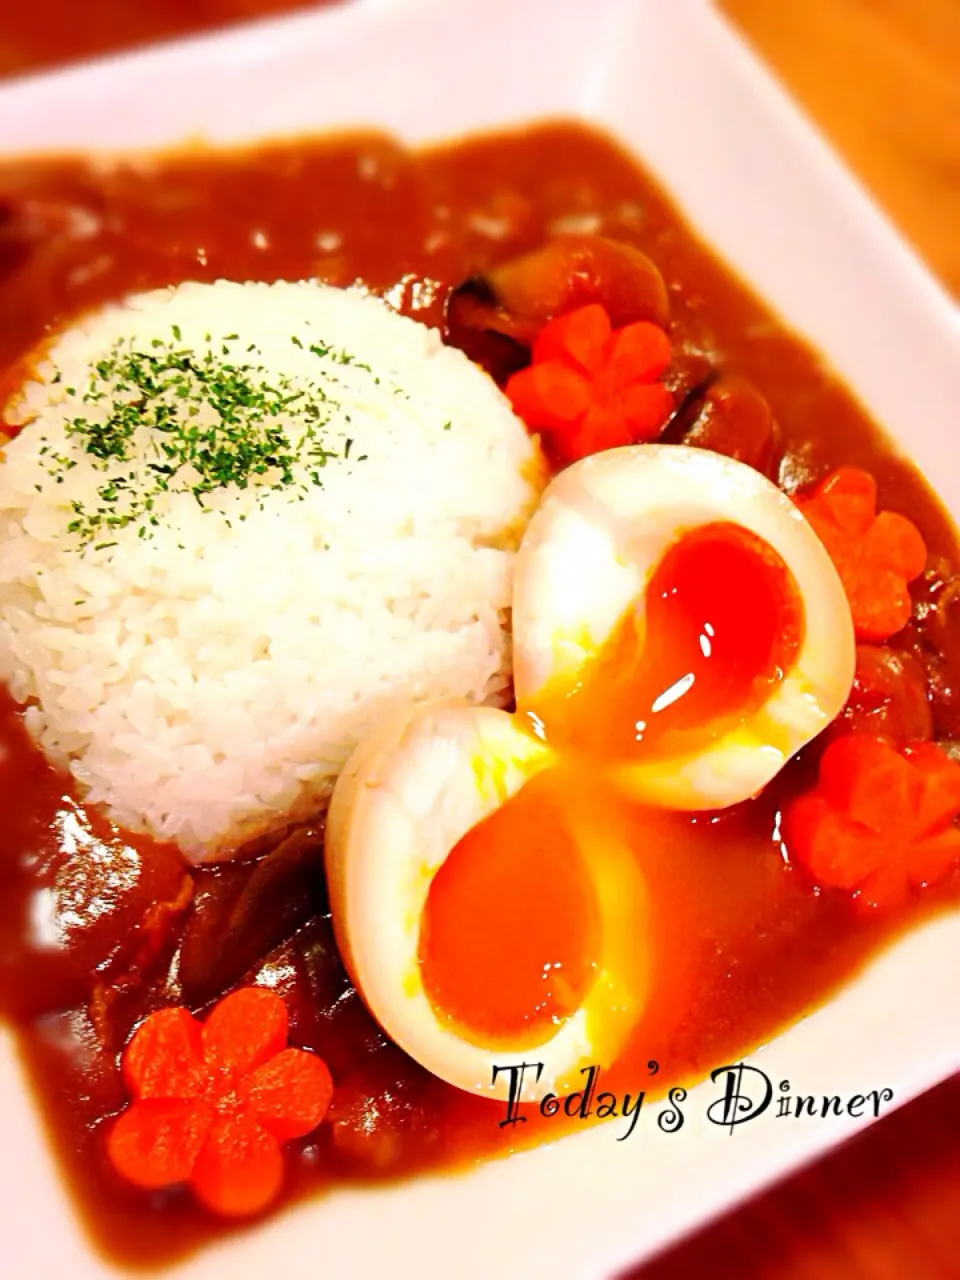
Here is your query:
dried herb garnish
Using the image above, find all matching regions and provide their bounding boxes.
[38,329,380,548]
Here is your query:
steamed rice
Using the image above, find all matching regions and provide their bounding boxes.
[0,280,544,860]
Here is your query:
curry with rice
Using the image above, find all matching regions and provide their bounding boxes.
[0,122,958,1265]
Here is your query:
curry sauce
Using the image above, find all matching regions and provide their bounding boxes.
[0,122,958,1266]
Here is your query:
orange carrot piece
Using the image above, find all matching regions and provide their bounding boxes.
[191,1112,284,1218]
[619,382,675,439]
[123,1008,204,1100]
[246,1047,334,1142]
[531,303,612,376]
[818,734,921,832]
[784,734,960,906]
[601,320,671,389]
[505,360,593,431]
[107,1099,213,1190]
[796,467,927,642]
[908,827,960,888]
[811,467,877,535]
[201,988,288,1074]
[857,863,911,911]
[557,406,633,464]
[784,794,884,889]
[870,510,928,580]
[905,741,960,831]
[109,986,336,1218]
[546,381,674,464]
[509,307,673,464]
[844,570,914,643]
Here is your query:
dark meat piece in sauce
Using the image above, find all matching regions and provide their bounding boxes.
[664,372,781,476]
[894,556,960,738]
[445,233,670,381]
[0,704,190,1022]
[829,644,934,745]
[177,824,326,1008]
[446,231,781,478]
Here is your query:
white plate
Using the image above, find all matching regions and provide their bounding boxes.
[2,1,960,1277]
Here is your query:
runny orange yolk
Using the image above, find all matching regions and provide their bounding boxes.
[532,521,804,762]
[419,771,602,1048]
[418,524,799,1046]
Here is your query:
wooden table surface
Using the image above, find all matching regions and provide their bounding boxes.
[1,2,959,1277]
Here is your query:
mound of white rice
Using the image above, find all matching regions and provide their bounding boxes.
[0,280,544,860]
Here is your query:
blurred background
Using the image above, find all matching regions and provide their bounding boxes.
[1,1,959,1276]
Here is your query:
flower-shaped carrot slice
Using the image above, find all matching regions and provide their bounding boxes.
[505,303,675,465]
[201,985,288,1072]
[783,734,960,909]
[795,467,927,641]
[107,987,333,1217]
[109,1099,212,1190]
[191,1111,285,1219]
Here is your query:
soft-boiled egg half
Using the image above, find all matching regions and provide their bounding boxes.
[325,443,856,1102]
[514,444,856,810]
[326,702,649,1103]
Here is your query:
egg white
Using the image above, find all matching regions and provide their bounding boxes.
[512,444,856,810]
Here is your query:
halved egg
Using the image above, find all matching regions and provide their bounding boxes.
[325,443,856,1101]
[512,444,857,811]
[325,700,648,1102]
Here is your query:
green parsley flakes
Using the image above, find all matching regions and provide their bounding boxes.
[38,329,373,547]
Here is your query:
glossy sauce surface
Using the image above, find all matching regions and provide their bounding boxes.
[1,123,959,1266]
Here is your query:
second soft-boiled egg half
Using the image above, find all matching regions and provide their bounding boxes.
[325,702,650,1103]
[325,444,856,1100]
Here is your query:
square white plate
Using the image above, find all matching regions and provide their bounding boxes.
[2,1,960,1276]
